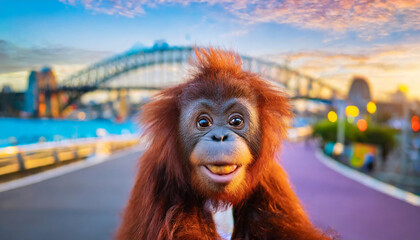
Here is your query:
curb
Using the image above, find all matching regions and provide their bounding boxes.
[0,146,142,193]
[315,149,420,207]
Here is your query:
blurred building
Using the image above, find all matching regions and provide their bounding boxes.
[347,76,372,113]
[24,68,60,118]
[0,85,24,117]
[376,89,406,120]
[24,71,39,116]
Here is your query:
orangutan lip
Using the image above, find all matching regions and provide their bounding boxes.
[201,165,240,184]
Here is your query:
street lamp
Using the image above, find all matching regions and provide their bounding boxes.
[367,101,376,114]
[399,84,408,94]
[328,111,337,123]
[345,105,359,117]
[336,100,346,157]
[357,119,367,132]
[400,84,409,176]
[412,116,420,132]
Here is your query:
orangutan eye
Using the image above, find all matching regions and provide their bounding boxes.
[197,116,212,128]
[229,115,244,127]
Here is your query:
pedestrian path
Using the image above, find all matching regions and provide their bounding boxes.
[280,142,420,240]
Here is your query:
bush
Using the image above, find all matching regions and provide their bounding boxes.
[312,120,397,158]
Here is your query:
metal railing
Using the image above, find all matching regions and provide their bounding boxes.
[0,134,139,176]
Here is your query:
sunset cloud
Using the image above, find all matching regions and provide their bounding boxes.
[0,40,112,74]
[266,43,420,99]
[59,0,420,39]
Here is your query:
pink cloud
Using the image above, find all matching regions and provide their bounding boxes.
[59,0,420,39]
[227,0,420,40]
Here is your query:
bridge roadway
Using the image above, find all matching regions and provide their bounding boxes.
[0,142,419,240]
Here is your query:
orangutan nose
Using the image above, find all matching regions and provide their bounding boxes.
[211,133,229,142]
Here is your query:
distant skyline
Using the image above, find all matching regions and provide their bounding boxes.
[1,0,420,99]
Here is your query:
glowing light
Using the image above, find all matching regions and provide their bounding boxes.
[327,111,337,123]
[78,112,86,120]
[399,84,408,94]
[412,116,420,132]
[367,101,376,114]
[333,142,344,155]
[357,119,368,132]
[39,103,46,116]
[96,128,108,137]
[345,105,359,117]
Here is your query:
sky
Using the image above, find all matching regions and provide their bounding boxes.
[1,0,420,99]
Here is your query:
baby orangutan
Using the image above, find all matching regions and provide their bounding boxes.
[116,48,332,240]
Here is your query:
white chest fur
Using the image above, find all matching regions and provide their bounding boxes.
[210,205,234,240]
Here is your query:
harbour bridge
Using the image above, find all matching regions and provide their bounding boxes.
[58,46,340,101]
[4,45,342,117]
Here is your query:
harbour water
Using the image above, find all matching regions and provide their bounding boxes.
[0,118,139,148]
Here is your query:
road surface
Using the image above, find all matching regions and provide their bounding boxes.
[0,143,419,240]
[0,150,141,240]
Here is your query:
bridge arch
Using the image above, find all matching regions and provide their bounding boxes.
[57,46,340,102]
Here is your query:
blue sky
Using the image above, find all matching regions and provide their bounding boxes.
[0,0,329,54]
[1,0,420,98]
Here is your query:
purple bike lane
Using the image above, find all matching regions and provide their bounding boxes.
[279,142,420,240]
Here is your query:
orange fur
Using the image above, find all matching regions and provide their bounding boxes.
[116,48,333,240]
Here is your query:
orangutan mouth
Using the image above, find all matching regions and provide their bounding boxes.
[205,164,238,175]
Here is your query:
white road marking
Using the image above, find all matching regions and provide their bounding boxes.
[0,146,142,193]
[315,149,420,207]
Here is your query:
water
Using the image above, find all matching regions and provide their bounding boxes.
[0,118,139,148]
